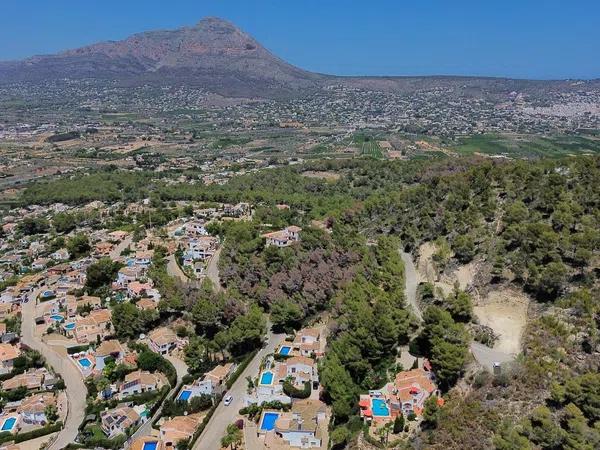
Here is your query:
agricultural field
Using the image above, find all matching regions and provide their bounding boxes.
[360,140,384,159]
[451,133,600,158]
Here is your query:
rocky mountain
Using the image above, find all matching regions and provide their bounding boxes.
[0,17,323,98]
[0,17,596,99]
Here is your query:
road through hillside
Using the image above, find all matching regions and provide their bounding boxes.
[21,290,87,450]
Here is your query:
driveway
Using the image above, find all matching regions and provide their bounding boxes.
[21,290,87,450]
[166,254,191,284]
[206,247,222,291]
[192,330,284,450]
[400,250,422,321]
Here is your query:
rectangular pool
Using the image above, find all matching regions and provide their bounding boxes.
[142,442,158,450]
[178,390,192,401]
[260,412,280,431]
[78,358,92,368]
[1,417,16,431]
[372,398,390,417]
[279,346,291,355]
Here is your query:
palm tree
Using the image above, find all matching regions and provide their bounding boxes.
[221,423,242,450]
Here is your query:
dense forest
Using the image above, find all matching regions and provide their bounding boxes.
[13,155,600,448]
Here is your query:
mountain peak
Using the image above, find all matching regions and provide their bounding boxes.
[195,16,239,30]
[0,17,319,98]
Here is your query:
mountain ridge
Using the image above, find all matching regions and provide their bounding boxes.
[1,17,597,99]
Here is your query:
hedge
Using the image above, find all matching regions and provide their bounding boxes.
[0,421,64,444]
[67,344,90,355]
[226,349,258,389]
[282,381,311,399]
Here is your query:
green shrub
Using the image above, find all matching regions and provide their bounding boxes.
[282,380,311,399]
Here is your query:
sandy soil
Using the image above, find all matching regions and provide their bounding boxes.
[415,242,528,355]
[302,171,341,181]
[473,289,529,355]
[416,242,437,283]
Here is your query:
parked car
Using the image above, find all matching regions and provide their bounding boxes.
[224,395,233,406]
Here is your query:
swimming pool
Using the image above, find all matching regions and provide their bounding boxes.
[142,442,158,450]
[371,398,390,417]
[279,346,291,355]
[64,322,75,330]
[260,412,280,431]
[1,417,16,431]
[41,290,55,298]
[178,390,192,401]
[260,371,274,385]
[78,358,92,368]
[50,314,64,322]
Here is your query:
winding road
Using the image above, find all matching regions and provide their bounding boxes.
[21,290,87,450]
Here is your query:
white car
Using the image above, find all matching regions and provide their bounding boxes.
[223,395,233,406]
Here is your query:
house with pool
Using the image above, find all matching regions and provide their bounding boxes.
[258,399,328,449]
[246,365,291,406]
[359,367,441,425]
[72,308,113,343]
[178,362,234,400]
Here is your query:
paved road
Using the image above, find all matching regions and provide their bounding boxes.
[470,342,515,371]
[206,247,222,292]
[400,250,422,321]
[21,290,87,450]
[400,249,515,369]
[192,330,284,450]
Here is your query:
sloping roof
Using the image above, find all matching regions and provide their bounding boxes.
[149,327,177,346]
[95,340,124,357]
[0,344,20,362]
[205,363,234,383]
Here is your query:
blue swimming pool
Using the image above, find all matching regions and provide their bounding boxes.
[260,371,274,385]
[178,390,192,401]
[64,322,75,330]
[372,398,390,417]
[1,417,16,431]
[50,314,64,322]
[260,412,279,431]
[42,290,55,298]
[142,442,158,450]
[279,346,291,355]
[78,358,92,368]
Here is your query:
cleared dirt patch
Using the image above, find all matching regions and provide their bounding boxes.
[416,242,437,283]
[473,288,529,355]
[302,171,341,181]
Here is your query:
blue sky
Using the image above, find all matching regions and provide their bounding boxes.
[1,0,599,79]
